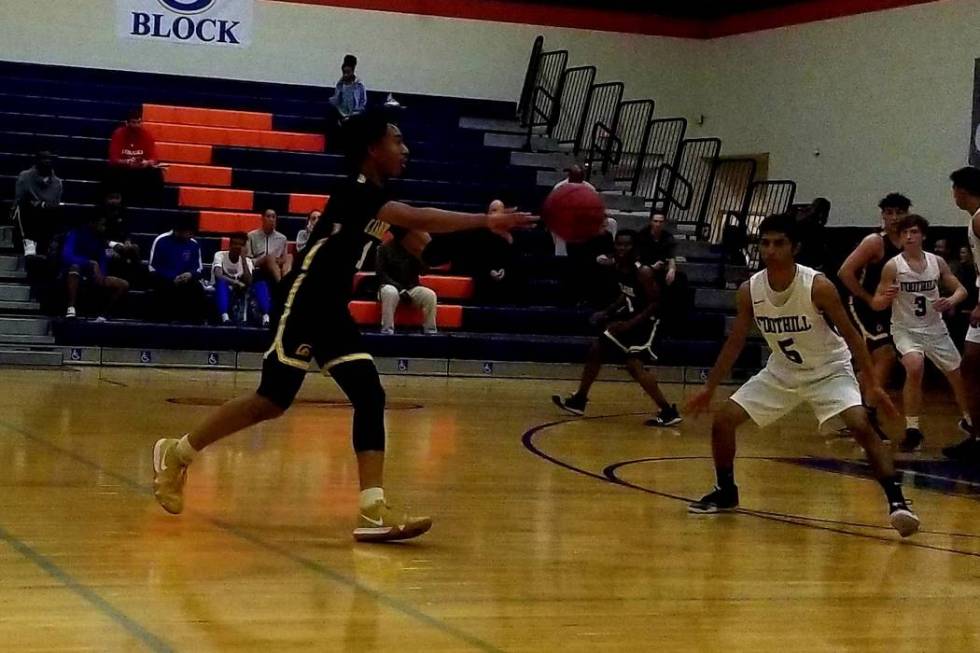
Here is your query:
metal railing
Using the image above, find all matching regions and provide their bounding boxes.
[703,158,758,243]
[575,81,623,156]
[632,117,687,199]
[664,138,722,230]
[736,180,798,269]
[550,66,597,148]
[517,36,544,125]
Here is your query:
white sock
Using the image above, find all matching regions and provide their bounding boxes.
[359,487,384,509]
[174,435,198,464]
[906,416,920,430]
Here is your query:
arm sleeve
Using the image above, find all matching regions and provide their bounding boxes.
[190,242,204,280]
[354,83,368,113]
[149,236,174,279]
[13,174,27,205]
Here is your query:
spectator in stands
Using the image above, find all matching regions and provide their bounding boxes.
[102,191,146,287]
[635,212,680,285]
[107,108,164,204]
[62,215,129,320]
[376,231,437,335]
[213,231,272,327]
[247,209,292,283]
[149,217,207,323]
[14,151,63,257]
[325,54,368,150]
[295,209,322,253]
[933,238,952,264]
[956,245,977,308]
[795,197,831,270]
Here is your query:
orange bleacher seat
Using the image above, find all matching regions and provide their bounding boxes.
[157,142,212,165]
[289,194,330,214]
[200,211,262,233]
[351,273,473,299]
[163,163,232,187]
[145,122,324,152]
[179,187,253,211]
[143,104,273,131]
[348,301,463,329]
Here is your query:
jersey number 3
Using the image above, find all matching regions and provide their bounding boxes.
[778,338,804,365]
[913,295,927,317]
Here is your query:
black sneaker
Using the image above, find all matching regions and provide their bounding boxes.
[552,393,587,416]
[888,501,920,538]
[688,485,739,514]
[942,436,980,461]
[645,404,682,427]
[899,428,924,453]
[867,407,890,442]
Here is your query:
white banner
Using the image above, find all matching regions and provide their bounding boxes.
[117,0,253,48]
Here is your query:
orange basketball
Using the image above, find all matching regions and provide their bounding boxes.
[542,183,607,243]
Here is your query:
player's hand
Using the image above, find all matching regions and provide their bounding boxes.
[860,378,899,420]
[487,208,537,243]
[606,321,627,336]
[685,386,715,415]
[596,254,614,267]
[932,297,954,314]
[665,268,676,285]
[970,305,980,328]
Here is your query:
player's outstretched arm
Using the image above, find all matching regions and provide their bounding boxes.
[378,201,536,240]
[869,259,898,311]
[813,275,898,417]
[838,234,883,305]
[685,282,753,414]
[935,257,967,313]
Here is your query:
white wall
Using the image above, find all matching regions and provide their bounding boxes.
[0,0,702,120]
[700,0,980,226]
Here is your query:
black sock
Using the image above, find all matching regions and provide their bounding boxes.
[878,474,906,505]
[572,391,588,402]
[716,467,736,490]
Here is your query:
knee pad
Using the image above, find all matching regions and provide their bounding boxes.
[330,359,387,452]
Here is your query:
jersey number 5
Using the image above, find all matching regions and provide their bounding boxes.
[777,338,804,365]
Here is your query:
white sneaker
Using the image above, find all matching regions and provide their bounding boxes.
[423,328,438,335]
[220,313,231,324]
[65,306,76,319]
[93,316,107,323]
[380,327,394,335]
[153,438,188,515]
[261,314,270,327]
[23,239,36,256]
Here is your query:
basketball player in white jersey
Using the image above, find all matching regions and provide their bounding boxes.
[870,214,969,453]
[685,213,918,537]
[944,167,980,460]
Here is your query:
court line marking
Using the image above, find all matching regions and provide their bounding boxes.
[0,523,175,653]
[522,414,980,558]
[0,419,504,653]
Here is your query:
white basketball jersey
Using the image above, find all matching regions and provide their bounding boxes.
[970,208,980,288]
[891,252,947,335]
[750,265,850,381]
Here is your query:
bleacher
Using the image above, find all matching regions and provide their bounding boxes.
[0,52,766,375]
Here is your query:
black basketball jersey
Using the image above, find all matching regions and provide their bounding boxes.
[860,231,903,297]
[616,261,655,316]
[297,175,401,300]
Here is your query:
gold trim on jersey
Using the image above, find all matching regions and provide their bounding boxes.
[266,239,328,370]
[322,353,374,372]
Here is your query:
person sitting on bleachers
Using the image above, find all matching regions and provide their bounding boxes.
[14,151,63,257]
[633,211,691,332]
[247,209,292,283]
[213,231,272,327]
[376,231,437,335]
[149,216,207,323]
[295,209,322,253]
[102,191,146,288]
[62,215,129,320]
[107,108,164,205]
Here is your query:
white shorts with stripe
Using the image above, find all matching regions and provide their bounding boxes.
[892,326,961,372]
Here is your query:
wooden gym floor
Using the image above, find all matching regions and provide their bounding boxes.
[0,366,978,652]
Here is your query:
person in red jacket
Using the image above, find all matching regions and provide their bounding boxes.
[106,108,164,205]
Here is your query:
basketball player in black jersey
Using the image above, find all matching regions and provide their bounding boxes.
[837,193,909,438]
[552,229,682,426]
[151,111,534,542]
